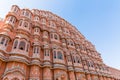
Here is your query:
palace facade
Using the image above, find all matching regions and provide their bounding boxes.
[0,5,120,80]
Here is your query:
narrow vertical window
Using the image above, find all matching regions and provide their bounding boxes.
[51,33,53,39]
[14,40,18,49]
[26,44,29,52]
[54,51,57,59]
[5,39,8,46]
[24,22,28,28]
[19,20,22,26]
[36,47,39,54]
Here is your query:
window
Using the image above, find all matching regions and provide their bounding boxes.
[5,39,8,46]
[54,51,57,59]
[49,21,56,28]
[57,51,63,59]
[24,22,28,28]
[54,34,58,40]
[73,56,76,63]
[19,20,23,26]
[50,33,53,39]
[33,46,39,54]
[76,56,80,63]
[26,44,29,52]
[34,28,39,33]
[34,16,39,21]
[44,50,49,56]
[0,38,5,44]
[70,41,74,46]
[41,18,46,24]
[14,40,18,49]
[25,11,29,16]
[19,41,26,50]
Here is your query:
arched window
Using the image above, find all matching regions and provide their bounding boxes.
[19,41,26,50]
[34,16,39,21]
[14,40,18,49]
[0,37,5,44]
[34,28,40,33]
[57,51,63,60]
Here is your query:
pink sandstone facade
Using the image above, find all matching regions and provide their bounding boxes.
[0,5,119,80]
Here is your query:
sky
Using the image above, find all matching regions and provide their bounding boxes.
[0,0,120,70]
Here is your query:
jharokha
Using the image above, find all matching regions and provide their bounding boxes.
[0,5,120,80]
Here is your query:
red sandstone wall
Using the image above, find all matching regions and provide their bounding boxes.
[109,67,120,79]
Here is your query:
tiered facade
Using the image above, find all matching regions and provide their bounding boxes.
[0,5,119,80]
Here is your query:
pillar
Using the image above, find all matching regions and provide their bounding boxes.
[43,67,52,80]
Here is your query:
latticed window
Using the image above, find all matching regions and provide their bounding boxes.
[19,41,26,50]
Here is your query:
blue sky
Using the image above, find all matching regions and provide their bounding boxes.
[0,0,120,69]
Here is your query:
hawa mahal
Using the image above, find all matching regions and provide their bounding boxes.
[0,5,120,80]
